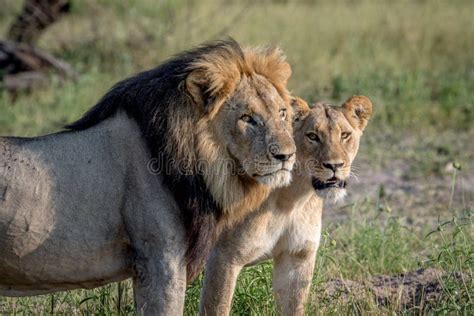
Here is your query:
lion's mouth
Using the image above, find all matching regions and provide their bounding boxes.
[253,168,293,187]
[312,177,347,191]
[253,168,290,178]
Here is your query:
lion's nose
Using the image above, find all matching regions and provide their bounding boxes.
[268,141,296,162]
[272,152,295,162]
[322,161,344,171]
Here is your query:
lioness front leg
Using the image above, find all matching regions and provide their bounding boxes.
[199,250,243,316]
[272,246,317,316]
[132,247,187,316]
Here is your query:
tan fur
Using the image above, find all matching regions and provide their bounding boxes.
[200,96,373,316]
[187,46,291,108]
[293,95,372,188]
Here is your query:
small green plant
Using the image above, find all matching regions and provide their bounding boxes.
[424,212,473,313]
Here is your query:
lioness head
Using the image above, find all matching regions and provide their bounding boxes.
[292,95,372,199]
[186,45,296,190]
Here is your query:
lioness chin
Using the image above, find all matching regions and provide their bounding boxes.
[0,39,296,315]
[200,95,372,316]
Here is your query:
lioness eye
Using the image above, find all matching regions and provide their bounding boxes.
[341,132,351,140]
[240,114,256,125]
[279,109,287,120]
[306,132,320,142]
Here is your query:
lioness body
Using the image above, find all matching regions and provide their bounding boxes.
[201,175,322,316]
[0,40,296,314]
[200,96,372,315]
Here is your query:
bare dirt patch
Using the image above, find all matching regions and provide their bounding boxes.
[319,268,467,311]
[325,130,474,227]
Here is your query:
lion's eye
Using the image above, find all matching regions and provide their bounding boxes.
[279,109,287,120]
[306,132,320,142]
[341,132,351,140]
[240,114,257,125]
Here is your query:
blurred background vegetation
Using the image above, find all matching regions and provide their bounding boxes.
[0,0,472,314]
[1,0,473,135]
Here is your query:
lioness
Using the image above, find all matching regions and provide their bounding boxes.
[200,96,372,315]
[0,40,296,314]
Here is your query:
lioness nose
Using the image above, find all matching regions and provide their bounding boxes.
[272,152,294,162]
[323,161,344,171]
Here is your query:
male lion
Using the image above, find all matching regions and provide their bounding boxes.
[200,96,372,316]
[0,39,297,314]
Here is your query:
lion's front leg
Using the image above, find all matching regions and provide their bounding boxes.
[122,195,188,315]
[199,250,243,316]
[132,245,187,316]
[272,245,318,316]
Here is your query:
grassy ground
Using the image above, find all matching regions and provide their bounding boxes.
[0,0,473,314]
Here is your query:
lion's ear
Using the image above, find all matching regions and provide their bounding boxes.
[186,70,214,110]
[290,96,310,123]
[186,67,240,115]
[342,95,373,131]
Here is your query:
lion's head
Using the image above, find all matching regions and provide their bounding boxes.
[187,52,296,190]
[292,95,372,200]
[183,42,296,216]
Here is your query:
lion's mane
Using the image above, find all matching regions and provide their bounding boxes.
[67,39,291,280]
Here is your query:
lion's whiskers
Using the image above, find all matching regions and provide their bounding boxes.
[350,165,362,173]
[349,172,360,182]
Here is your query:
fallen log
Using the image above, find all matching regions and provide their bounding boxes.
[0,40,77,93]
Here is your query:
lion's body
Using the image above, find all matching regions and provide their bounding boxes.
[0,40,296,314]
[0,113,178,295]
[200,96,373,316]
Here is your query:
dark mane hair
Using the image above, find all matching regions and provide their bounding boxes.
[67,39,244,131]
[67,39,246,281]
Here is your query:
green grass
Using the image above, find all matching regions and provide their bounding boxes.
[1,200,471,314]
[0,0,473,314]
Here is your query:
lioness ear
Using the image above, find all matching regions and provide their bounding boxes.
[290,97,310,123]
[342,95,373,131]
